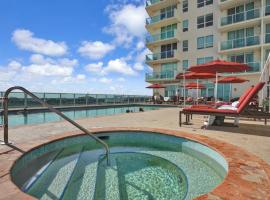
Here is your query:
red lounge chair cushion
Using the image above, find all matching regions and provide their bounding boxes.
[237,82,265,113]
[183,107,237,114]
[236,86,254,108]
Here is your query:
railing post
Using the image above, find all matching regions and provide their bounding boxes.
[73,94,76,106]
[3,97,9,144]
[24,93,27,109]
[60,93,62,106]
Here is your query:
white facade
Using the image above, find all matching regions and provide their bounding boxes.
[145,0,270,101]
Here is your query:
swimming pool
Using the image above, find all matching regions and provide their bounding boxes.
[1,105,168,127]
[11,131,228,200]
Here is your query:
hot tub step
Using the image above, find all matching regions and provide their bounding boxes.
[60,149,102,200]
[27,146,83,199]
[93,155,120,200]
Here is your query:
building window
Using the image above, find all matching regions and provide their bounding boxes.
[182,20,188,32]
[182,60,189,70]
[161,24,177,39]
[197,13,213,28]
[183,40,188,52]
[197,37,204,49]
[197,56,213,64]
[161,43,177,58]
[197,35,213,49]
[183,0,188,12]
[197,16,204,29]
[197,0,213,8]
[205,35,214,48]
[205,13,213,27]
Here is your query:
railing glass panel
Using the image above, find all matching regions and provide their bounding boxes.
[220,36,260,50]
[220,8,260,26]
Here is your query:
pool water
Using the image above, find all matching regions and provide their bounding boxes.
[1,105,164,127]
[11,131,228,200]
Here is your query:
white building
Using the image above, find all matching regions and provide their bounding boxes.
[145,0,270,101]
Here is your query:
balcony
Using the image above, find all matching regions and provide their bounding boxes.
[220,36,260,52]
[146,0,180,15]
[246,62,261,73]
[219,8,261,31]
[146,30,179,49]
[145,71,177,82]
[145,50,180,65]
[219,0,250,10]
[265,33,270,44]
[145,9,180,31]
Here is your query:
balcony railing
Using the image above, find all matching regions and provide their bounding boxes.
[246,62,261,72]
[265,33,270,43]
[146,9,176,25]
[146,50,177,62]
[220,36,260,51]
[146,0,161,7]
[145,71,177,81]
[265,5,270,16]
[146,30,177,44]
[220,8,260,26]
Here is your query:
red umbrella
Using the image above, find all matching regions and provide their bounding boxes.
[214,76,249,84]
[189,59,250,73]
[213,76,249,100]
[176,72,217,79]
[188,59,250,102]
[185,82,205,88]
[146,83,166,89]
[176,72,216,105]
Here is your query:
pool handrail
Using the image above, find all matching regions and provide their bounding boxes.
[2,86,110,165]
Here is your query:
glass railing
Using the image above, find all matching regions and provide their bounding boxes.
[220,8,260,26]
[265,33,270,43]
[146,0,161,7]
[146,9,176,25]
[265,5,270,16]
[246,62,261,72]
[0,92,150,109]
[220,36,260,50]
[146,50,177,61]
[146,30,176,44]
[145,71,177,81]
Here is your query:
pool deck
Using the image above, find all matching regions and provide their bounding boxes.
[0,107,270,199]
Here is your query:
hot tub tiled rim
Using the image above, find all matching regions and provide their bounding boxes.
[0,127,270,200]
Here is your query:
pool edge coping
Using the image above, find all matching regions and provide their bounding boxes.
[0,127,269,200]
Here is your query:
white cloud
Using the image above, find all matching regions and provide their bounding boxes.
[99,77,112,84]
[85,62,103,73]
[104,4,147,46]
[78,41,115,60]
[12,29,68,56]
[133,62,144,71]
[136,41,145,50]
[117,77,126,82]
[24,63,73,76]
[85,59,137,76]
[52,74,86,84]
[103,58,136,75]
[23,55,77,77]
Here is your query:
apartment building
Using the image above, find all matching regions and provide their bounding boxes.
[145,0,270,101]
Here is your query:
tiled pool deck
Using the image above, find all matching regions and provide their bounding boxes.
[0,108,270,199]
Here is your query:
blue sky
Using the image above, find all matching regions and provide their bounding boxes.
[0,0,152,94]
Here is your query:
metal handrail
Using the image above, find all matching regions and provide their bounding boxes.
[2,86,110,165]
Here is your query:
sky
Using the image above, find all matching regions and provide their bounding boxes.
[0,0,152,95]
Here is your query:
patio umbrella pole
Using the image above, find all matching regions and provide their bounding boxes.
[183,72,186,107]
[215,72,218,102]
[197,79,199,105]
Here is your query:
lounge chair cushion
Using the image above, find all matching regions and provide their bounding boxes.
[237,82,265,113]
[183,107,237,114]
[236,86,254,108]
